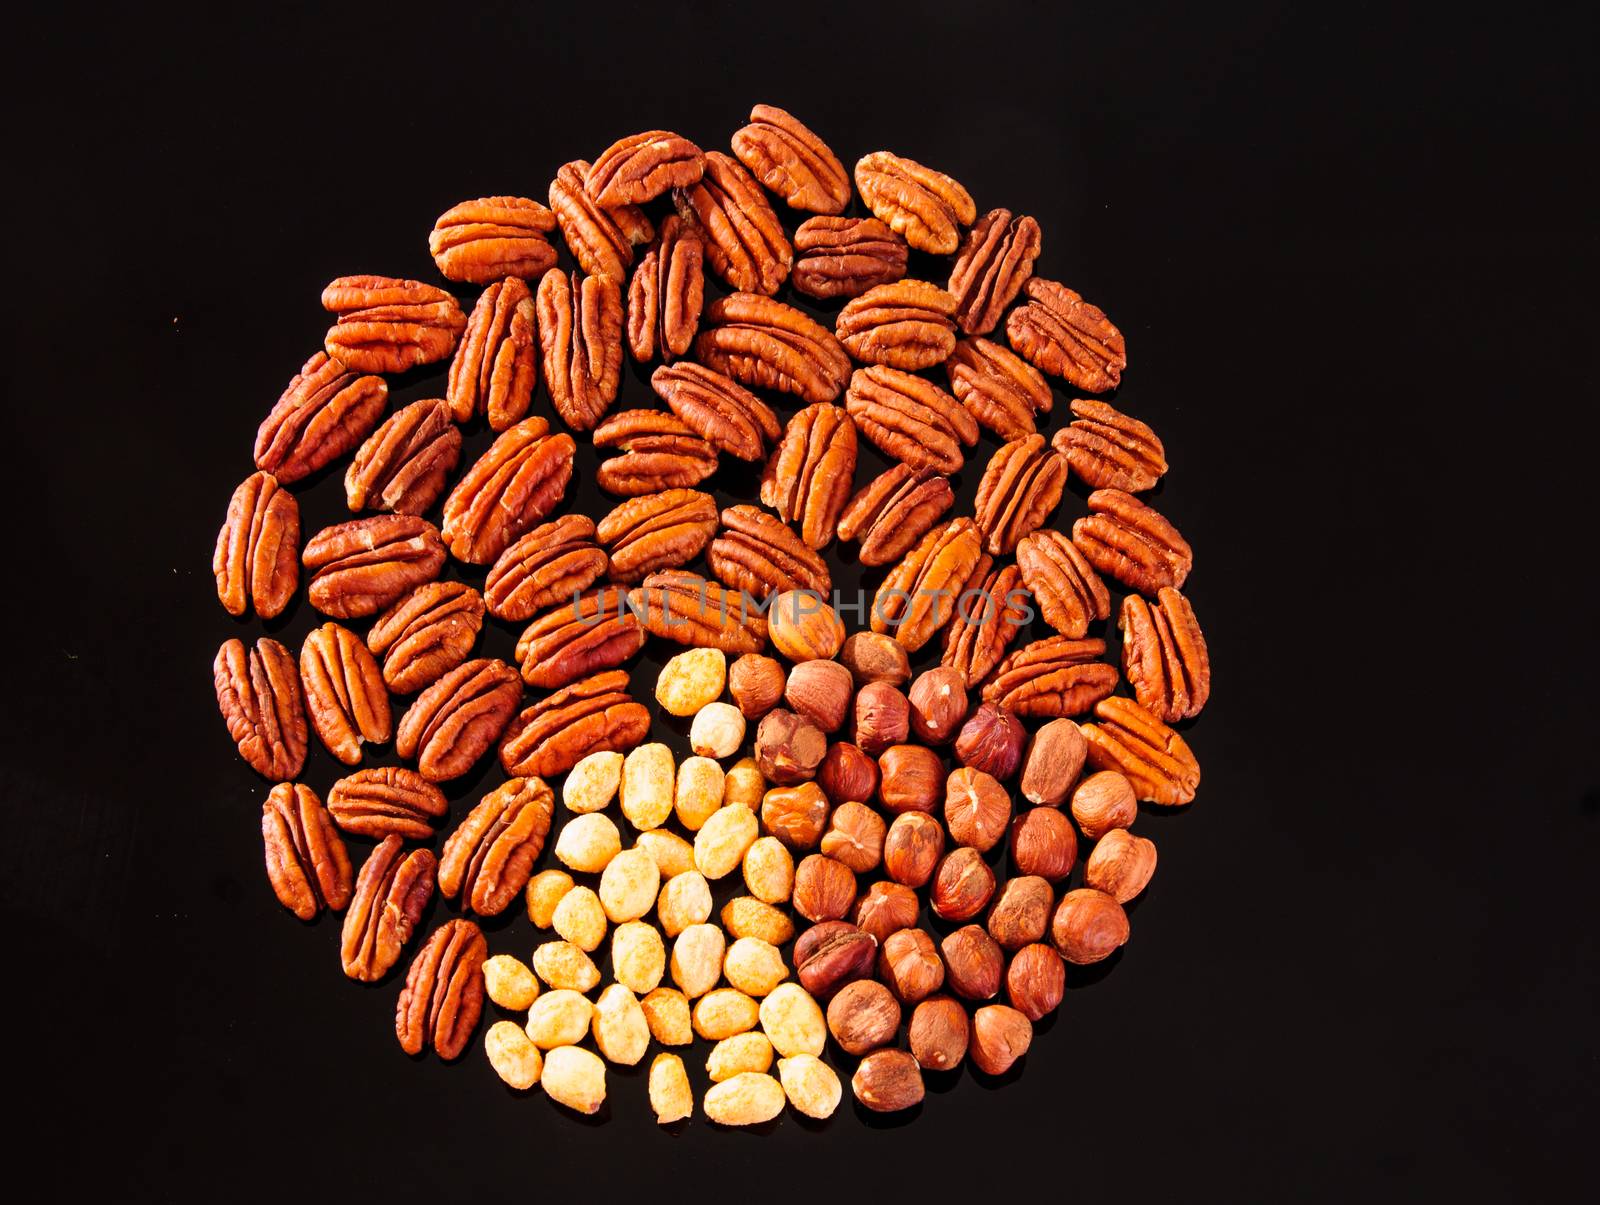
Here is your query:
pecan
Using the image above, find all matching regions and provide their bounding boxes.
[213,470,298,619]
[1006,278,1126,393]
[708,504,831,599]
[972,434,1069,556]
[871,517,986,652]
[254,352,387,485]
[942,563,1030,688]
[549,160,651,282]
[730,104,851,214]
[651,362,779,461]
[395,658,522,783]
[1072,488,1193,593]
[428,196,558,284]
[844,365,977,474]
[1080,696,1200,805]
[626,570,769,653]
[948,209,1043,336]
[836,464,954,567]
[626,215,704,363]
[439,416,575,565]
[498,669,652,779]
[587,130,705,205]
[693,293,851,404]
[214,637,307,781]
[1120,588,1210,721]
[981,636,1118,717]
[597,487,718,583]
[446,277,538,431]
[299,622,392,765]
[674,151,793,295]
[592,410,718,496]
[341,836,436,982]
[396,919,488,1059]
[321,275,466,374]
[367,581,485,694]
[261,783,352,920]
[302,514,447,619]
[1016,528,1110,639]
[945,337,1053,441]
[854,151,976,255]
[535,268,623,433]
[1052,398,1167,492]
[791,216,909,300]
[438,777,555,916]
[326,766,450,840]
[483,516,607,622]
[759,402,858,548]
[344,398,461,516]
[837,280,960,371]
[514,586,645,689]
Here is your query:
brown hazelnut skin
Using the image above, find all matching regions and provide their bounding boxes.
[784,658,853,733]
[1085,829,1157,903]
[728,653,785,720]
[792,853,857,923]
[1008,807,1078,882]
[754,708,827,785]
[816,741,878,806]
[1020,718,1088,805]
[877,744,945,814]
[879,927,945,1004]
[930,847,997,921]
[826,979,902,1055]
[907,666,968,744]
[1051,887,1130,965]
[839,631,910,688]
[852,1049,924,1112]
[820,800,886,874]
[909,995,969,1071]
[853,681,910,756]
[1071,770,1139,838]
[760,782,830,850]
[940,923,1004,1000]
[953,702,1025,781]
[854,880,919,943]
[986,875,1054,950]
[1005,943,1065,1021]
[944,766,1013,852]
[882,812,945,887]
[969,1004,1032,1076]
[768,589,845,661]
[794,922,877,998]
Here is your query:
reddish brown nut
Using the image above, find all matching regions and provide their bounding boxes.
[1009,807,1078,882]
[877,745,944,814]
[1006,943,1065,1021]
[784,659,853,733]
[1071,770,1139,838]
[261,783,352,920]
[907,666,968,744]
[394,918,489,1061]
[853,682,910,756]
[931,847,997,921]
[839,631,910,688]
[214,471,299,619]
[827,980,902,1055]
[728,653,785,719]
[754,708,827,785]
[767,589,846,661]
[761,782,830,850]
[586,130,705,206]
[1085,829,1158,903]
[852,1049,925,1113]
[793,854,857,923]
[944,767,1013,852]
[879,927,944,1005]
[941,924,1004,1000]
[882,812,944,887]
[795,922,877,998]
[1051,888,1130,964]
[909,996,968,1071]
[821,801,886,874]
[853,880,917,943]
[1020,718,1089,806]
[970,1004,1032,1076]
[986,875,1053,950]
[953,703,1026,782]
[817,742,879,806]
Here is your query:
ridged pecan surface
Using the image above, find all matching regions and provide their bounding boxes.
[597,487,719,583]
[844,365,977,474]
[366,581,485,694]
[836,463,954,567]
[947,209,1042,335]
[549,160,650,282]
[302,514,447,619]
[626,570,769,653]
[759,402,857,549]
[438,777,555,917]
[730,104,851,214]
[587,130,705,205]
[1016,528,1110,639]
[396,919,488,1059]
[439,416,575,564]
[941,563,1030,689]
[694,293,851,404]
[299,622,392,765]
[708,504,832,599]
[1006,278,1126,393]
[972,435,1069,556]
[854,152,976,255]
[446,277,538,431]
[837,280,960,371]
[675,151,793,295]
[1080,696,1200,805]
[499,669,652,779]
[1120,587,1209,721]
[262,783,352,920]
[341,836,436,982]
[871,517,986,652]
[327,766,449,840]
[428,196,558,284]
[651,362,779,461]
[945,337,1053,441]
[214,470,299,619]
[214,637,307,781]
[791,216,909,300]
[321,275,466,374]
[396,658,522,783]
[537,268,623,433]
[483,515,607,622]
[1072,488,1192,594]
[592,410,718,496]
[1052,398,1167,492]
[255,352,387,485]
[344,398,461,516]
[981,636,1118,717]
[514,586,646,689]
[626,214,704,363]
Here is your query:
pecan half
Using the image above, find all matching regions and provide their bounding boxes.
[759,402,858,549]
[844,365,977,474]
[262,783,352,920]
[483,515,608,622]
[549,160,651,282]
[651,362,779,461]
[871,517,986,652]
[791,216,908,300]
[499,669,652,778]
[694,293,851,404]
[214,470,299,619]
[299,622,392,765]
[973,435,1069,556]
[946,337,1053,441]
[1052,398,1167,492]
[438,777,555,917]
[597,488,718,583]
[344,398,462,516]
[854,151,976,255]
[948,209,1043,336]
[1121,588,1210,722]
[428,196,558,284]
[536,268,623,433]
[395,658,522,783]
[367,581,485,694]
[1016,529,1110,639]
[254,352,387,485]
[214,637,307,781]
[627,570,769,653]
[302,514,447,619]
[446,277,538,431]
[341,836,436,982]
[1081,696,1200,805]
[626,215,704,363]
[321,275,466,374]
[592,410,718,496]
[514,586,646,689]
[837,280,959,370]
[587,130,705,205]
[942,563,1030,688]
[836,464,954,567]
[708,504,831,599]
[396,919,488,1059]
[675,151,793,295]
[1006,278,1126,393]
[981,636,1118,717]
[730,104,851,214]
[439,416,575,564]
[326,766,450,840]
[1072,488,1193,594]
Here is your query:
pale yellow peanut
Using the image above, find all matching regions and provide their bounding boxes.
[778,1054,842,1118]
[649,1052,694,1124]
[620,743,675,831]
[525,989,594,1049]
[703,1072,785,1126]
[721,896,796,945]
[694,805,760,879]
[636,830,695,878]
[693,987,760,1040]
[554,813,621,873]
[655,647,727,716]
[532,940,601,992]
[759,982,826,1057]
[690,701,746,759]
[674,756,726,831]
[598,847,660,922]
[542,1046,606,1114]
[592,983,650,1066]
[670,923,726,998]
[563,749,623,814]
[724,757,765,809]
[657,870,713,938]
[707,1031,774,1082]
[723,936,789,997]
[611,920,665,995]
[525,869,576,928]
[484,1020,543,1090]
[552,886,608,952]
[640,987,693,1046]
[482,954,540,1010]
[742,836,795,904]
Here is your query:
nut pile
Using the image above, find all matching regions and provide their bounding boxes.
[214,104,1211,1126]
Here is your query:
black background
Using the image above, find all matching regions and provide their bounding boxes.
[4,2,1596,1200]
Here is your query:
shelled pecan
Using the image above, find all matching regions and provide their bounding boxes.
[836,464,954,567]
[626,570,768,653]
[587,130,705,206]
[1016,529,1110,639]
[446,277,538,431]
[366,581,485,694]
[439,416,575,564]
[674,151,793,295]
[302,514,447,619]
[549,160,651,282]
[262,783,352,921]
[344,398,461,515]
[626,215,704,363]
[1006,278,1126,393]
[482,516,607,623]
[759,402,857,548]
[1052,398,1167,492]
[1072,488,1192,593]
[428,196,558,284]
[214,470,298,619]
[321,275,466,375]
[395,658,523,783]
[396,919,488,1059]
[972,435,1068,556]
[693,293,851,404]
[536,268,624,433]
[498,669,652,779]
[299,621,392,765]
[326,766,450,840]
[438,777,555,917]
[945,337,1054,442]
[871,517,986,652]
[941,563,1030,688]
[1120,587,1210,721]
[837,280,959,371]
[651,362,779,461]
[597,488,719,583]
[254,352,387,485]
[514,586,645,689]
[844,365,977,474]
[854,151,976,255]
[948,209,1042,336]
[341,836,436,982]
[791,216,909,299]
[214,636,308,781]
[1080,696,1200,805]
[592,410,718,496]
[981,636,1118,718]
[708,504,831,599]
[730,104,851,214]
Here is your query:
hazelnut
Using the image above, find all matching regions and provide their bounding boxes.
[820,800,886,873]
[853,681,910,755]
[1085,829,1157,903]
[882,811,945,887]
[986,875,1053,950]
[723,756,765,809]
[941,923,1004,1000]
[741,835,795,904]
[1071,770,1139,839]
[792,853,857,922]
[877,744,944,814]
[754,708,827,785]
[768,589,845,662]
[969,1004,1032,1076]
[944,766,1013,851]
[784,659,853,732]
[909,995,968,1071]
[1020,718,1088,805]
[1051,888,1130,964]
[879,927,944,1004]
[817,741,878,805]
[721,896,796,945]
[794,921,877,998]
[826,979,902,1055]
[931,846,997,921]
[839,631,910,687]
[1005,943,1065,1021]
[760,781,830,850]
[690,701,746,759]
[908,666,968,743]
[1008,807,1078,881]
[728,653,785,719]
[953,702,1025,781]
[854,880,918,943]
[852,1049,924,1112]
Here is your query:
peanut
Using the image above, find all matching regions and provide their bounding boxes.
[694,804,760,879]
[640,986,693,1046]
[592,983,650,1066]
[635,829,695,878]
[541,1046,606,1115]
[723,936,789,997]
[670,923,726,998]
[525,989,594,1049]
[620,742,675,831]
[563,750,623,814]
[759,982,826,1057]
[724,756,765,808]
[598,847,661,922]
[778,1054,842,1119]
[525,868,575,927]
[656,870,713,938]
[721,896,796,945]
[551,885,607,952]
[674,755,726,831]
[690,701,746,759]
[484,1020,543,1090]
[707,1031,775,1082]
[703,1071,785,1126]
[611,920,666,995]
[554,813,621,874]
[655,647,727,716]
[482,954,539,1010]
[741,835,795,904]
[649,1052,694,1124]
[532,940,601,992]
[693,987,760,1040]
